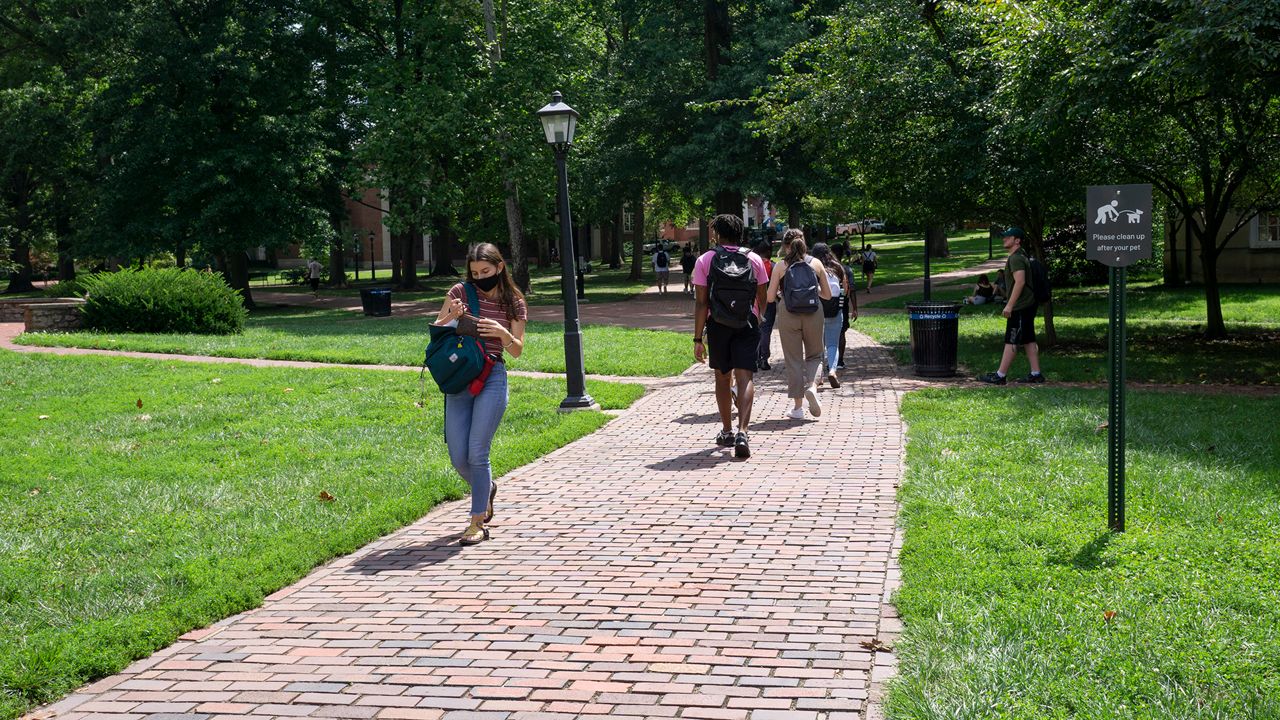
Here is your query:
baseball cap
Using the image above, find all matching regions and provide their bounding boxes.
[1001,226,1025,239]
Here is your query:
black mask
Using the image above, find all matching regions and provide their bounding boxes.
[472,274,501,292]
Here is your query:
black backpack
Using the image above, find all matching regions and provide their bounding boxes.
[655,250,669,268]
[782,258,820,313]
[708,246,757,328]
[1028,254,1051,304]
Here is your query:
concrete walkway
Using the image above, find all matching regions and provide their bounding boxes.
[18,323,919,720]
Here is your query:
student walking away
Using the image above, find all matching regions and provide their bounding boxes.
[832,244,859,369]
[978,227,1045,385]
[653,243,671,295]
[307,257,323,296]
[680,245,697,294]
[811,243,847,388]
[693,214,770,458]
[754,239,777,370]
[963,274,996,305]
[766,230,832,420]
[861,245,878,293]
[432,243,528,544]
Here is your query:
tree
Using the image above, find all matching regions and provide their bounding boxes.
[1070,0,1280,338]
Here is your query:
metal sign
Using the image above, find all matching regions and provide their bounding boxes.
[1087,184,1153,267]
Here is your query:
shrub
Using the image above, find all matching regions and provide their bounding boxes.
[43,278,87,298]
[1042,223,1108,289]
[80,268,247,334]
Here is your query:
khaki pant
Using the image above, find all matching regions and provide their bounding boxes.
[775,304,824,398]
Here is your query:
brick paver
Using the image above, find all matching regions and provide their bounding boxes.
[20,327,913,720]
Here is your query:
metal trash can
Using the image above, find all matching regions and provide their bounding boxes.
[907,301,961,377]
[360,287,392,317]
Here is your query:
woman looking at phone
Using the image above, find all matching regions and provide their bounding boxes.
[432,243,527,545]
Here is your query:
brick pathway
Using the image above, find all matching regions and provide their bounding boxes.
[23,330,916,720]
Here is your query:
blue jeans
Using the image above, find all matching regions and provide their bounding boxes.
[444,363,508,516]
[823,311,843,372]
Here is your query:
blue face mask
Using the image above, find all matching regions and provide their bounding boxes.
[472,274,501,292]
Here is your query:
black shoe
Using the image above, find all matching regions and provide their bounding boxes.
[734,431,750,459]
[977,372,1007,385]
[715,429,735,447]
[1016,373,1046,384]
[759,359,771,371]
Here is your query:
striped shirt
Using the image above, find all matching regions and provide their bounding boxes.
[446,283,528,357]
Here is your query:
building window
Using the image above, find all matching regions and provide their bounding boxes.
[1250,213,1280,249]
[623,206,635,233]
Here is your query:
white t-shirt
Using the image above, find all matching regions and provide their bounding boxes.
[307,260,323,279]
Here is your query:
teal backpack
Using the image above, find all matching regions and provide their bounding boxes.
[424,283,487,394]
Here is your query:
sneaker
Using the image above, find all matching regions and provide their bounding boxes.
[459,520,490,546]
[977,372,1007,385]
[1016,373,1046,384]
[715,429,736,447]
[759,359,771,371]
[827,372,840,389]
[804,386,822,417]
[484,481,498,523]
[734,431,751,459]
[836,362,846,371]
[787,407,805,420]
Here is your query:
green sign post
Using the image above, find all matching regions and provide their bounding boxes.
[1087,184,1152,532]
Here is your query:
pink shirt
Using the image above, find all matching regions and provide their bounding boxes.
[692,246,771,318]
[446,283,528,357]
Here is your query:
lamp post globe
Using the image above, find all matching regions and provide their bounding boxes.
[537,91,596,412]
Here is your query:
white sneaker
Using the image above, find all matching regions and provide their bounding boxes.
[805,386,822,417]
[787,407,805,420]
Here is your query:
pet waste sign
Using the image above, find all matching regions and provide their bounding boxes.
[1087,184,1152,266]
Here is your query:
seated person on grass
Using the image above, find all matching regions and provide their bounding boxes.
[962,274,996,305]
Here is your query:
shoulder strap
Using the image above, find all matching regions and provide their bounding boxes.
[464,282,480,315]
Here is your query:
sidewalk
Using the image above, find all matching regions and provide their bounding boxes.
[22,331,916,720]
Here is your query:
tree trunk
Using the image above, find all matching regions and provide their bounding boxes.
[4,178,36,293]
[1201,245,1226,339]
[925,224,950,258]
[698,217,709,252]
[633,191,646,264]
[786,199,802,229]
[5,241,36,293]
[1184,216,1195,283]
[481,0,529,292]
[430,216,458,276]
[224,250,255,309]
[1164,214,1181,286]
[609,215,623,269]
[175,238,186,270]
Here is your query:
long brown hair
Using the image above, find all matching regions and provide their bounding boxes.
[783,235,808,266]
[466,243,525,321]
[811,242,845,284]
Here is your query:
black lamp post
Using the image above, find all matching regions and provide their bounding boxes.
[368,231,376,281]
[352,232,361,281]
[537,90,597,412]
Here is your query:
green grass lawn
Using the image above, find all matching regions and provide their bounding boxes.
[16,307,693,378]
[261,265,654,306]
[0,351,644,720]
[840,230,996,287]
[854,283,1280,385]
[891,387,1280,719]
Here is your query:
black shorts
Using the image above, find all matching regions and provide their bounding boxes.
[706,316,760,373]
[1005,305,1038,345]
[309,277,320,291]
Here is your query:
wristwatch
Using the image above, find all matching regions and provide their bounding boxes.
[693,337,703,343]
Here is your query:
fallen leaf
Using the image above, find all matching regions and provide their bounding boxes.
[136,398,143,409]
[941,448,955,456]
[283,388,293,393]
[414,401,424,408]
[138,414,152,422]
[859,639,893,653]
[1103,610,1117,623]
[211,378,222,384]
[1096,422,1109,432]
[28,488,40,496]
[260,438,269,445]
[318,490,335,502]
[38,415,49,420]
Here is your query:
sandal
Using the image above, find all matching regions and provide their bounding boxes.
[459,520,490,546]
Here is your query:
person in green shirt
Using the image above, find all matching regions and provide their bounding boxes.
[978,227,1045,384]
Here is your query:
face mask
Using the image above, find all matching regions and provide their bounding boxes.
[472,274,501,292]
